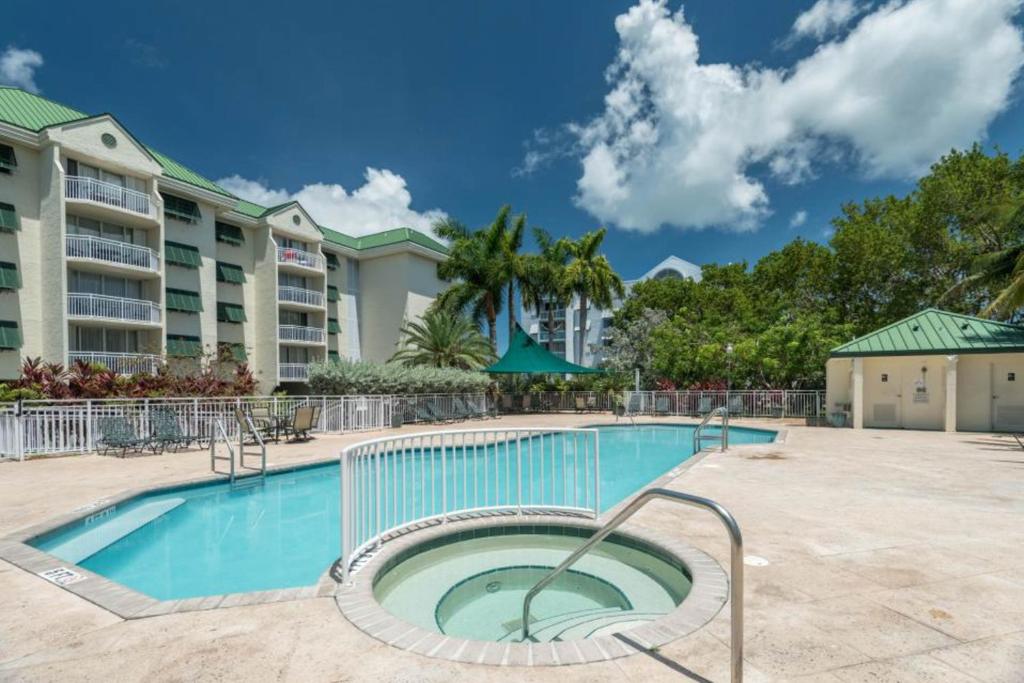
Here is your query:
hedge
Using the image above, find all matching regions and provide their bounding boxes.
[308,359,491,395]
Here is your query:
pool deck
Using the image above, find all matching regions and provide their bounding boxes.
[1,415,1022,682]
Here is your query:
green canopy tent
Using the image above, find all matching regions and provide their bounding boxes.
[484,325,604,375]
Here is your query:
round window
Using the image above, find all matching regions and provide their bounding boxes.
[101,133,117,149]
[292,215,301,226]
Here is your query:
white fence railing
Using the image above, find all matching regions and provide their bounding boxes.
[276,245,324,271]
[67,292,161,324]
[620,390,823,419]
[500,391,613,413]
[339,427,600,579]
[66,234,159,272]
[65,175,151,216]
[278,363,310,381]
[68,351,163,375]
[278,286,324,307]
[278,325,326,344]
[393,393,491,423]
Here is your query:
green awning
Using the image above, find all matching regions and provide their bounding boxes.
[167,334,202,357]
[0,202,18,232]
[218,342,247,361]
[216,261,246,284]
[0,144,16,171]
[0,320,21,349]
[327,285,339,302]
[217,302,246,323]
[166,287,203,313]
[484,325,603,374]
[325,252,340,270]
[161,193,201,224]
[165,240,201,268]
[328,350,341,363]
[327,317,341,334]
[0,261,20,290]
[215,221,244,245]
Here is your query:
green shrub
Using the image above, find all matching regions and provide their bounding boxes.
[308,359,491,395]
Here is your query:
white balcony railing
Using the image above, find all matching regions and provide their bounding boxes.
[277,246,323,271]
[65,234,159,272]
[68,351,162,375]
[67,293,161,324]
[65,175,151,216]
[279,363,309,381]
[278,286,324,307]
[279,325,326,344]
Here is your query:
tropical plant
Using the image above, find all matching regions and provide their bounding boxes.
[308,358,491,395]
[563,228,624,364]
[391,308,495,370]
[521,228,571,351]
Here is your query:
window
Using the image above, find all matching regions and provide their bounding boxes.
[161,193,201,224]
[278,272,306,288]
[166,334,202,357]
[70,272,142,299]
[327,285,339,302]
[279,346,310,363]
[328,350,340,363]
[279,310,308,326]
[165,288,203,313]
[216,302,246,323]
[216,261,246,284]
[67,215,143,245]
[327,318,341,334]
[71,327,139,353]
[0,261,20,290]
[0,144,16,173]
[67,159,144,192]
[0,320,21,350]
[164,241,201,268]
[215,221,244,245]
[325,252,340,270]
[278,237,306,250]
[0,202,18,232]
[218,342,247,362]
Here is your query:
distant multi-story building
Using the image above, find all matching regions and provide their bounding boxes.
[0,87,447,390]
[521,255,701,367]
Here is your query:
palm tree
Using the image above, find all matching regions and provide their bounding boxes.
[563,228,625,365]
[495,211,527,341]
[521,228,571,351]
[951,244,1024,318]
[434,216,505,351]
[391,308,495,370]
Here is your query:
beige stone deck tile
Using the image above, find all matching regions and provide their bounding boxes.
[825,543,996,589]
[831,653,979,683]
[928,630,1024,683]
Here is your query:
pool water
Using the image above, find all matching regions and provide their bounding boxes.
[374,526,692,642]
[32,424,774,600]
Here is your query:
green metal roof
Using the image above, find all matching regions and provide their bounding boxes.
[233,199,268,218]
[830,309,1024,357]
[318,224,447,256]
[146,147,232,197]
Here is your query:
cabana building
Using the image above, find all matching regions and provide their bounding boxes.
[825,309,1024,432]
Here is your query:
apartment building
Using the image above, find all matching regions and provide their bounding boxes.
[521,255,701,366]
[0,87,447,390]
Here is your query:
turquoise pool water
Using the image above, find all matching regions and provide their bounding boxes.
[32,424,774,600]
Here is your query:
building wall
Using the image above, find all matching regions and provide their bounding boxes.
[358,252,444,363]
[0,139,40,379]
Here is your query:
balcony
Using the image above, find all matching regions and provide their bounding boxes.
[68,351,162,375]
[278,285,324,308]
[277,246,323,271]
[65,175,153,218]
[279,325,326,344]
[66,234,159,274]
[67,293,161,326]
[279,363,309,382]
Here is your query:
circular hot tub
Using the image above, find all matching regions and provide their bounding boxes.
[336,517,728,664]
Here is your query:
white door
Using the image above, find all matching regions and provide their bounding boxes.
[867,364,902,428]
[992,361,1024,431]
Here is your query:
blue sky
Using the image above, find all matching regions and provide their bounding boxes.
[4,0,1024,325]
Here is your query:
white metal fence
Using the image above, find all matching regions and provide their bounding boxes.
[278,286,324,307]
[65,175,151,216]
[67,351,163,375]
[339,427,600,579]
[276,246,324,270]
[67,292,162,324]
[278,325,326,344]
[66,234,160,272]
[620,390,823,419]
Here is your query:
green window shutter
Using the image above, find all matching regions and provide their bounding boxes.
[161,193,201,224]
[0,261,20,290]
[325,252,340,270]
[217,301,247,323]
[328,350,340,363]
[216,261,246,284]
[0,320,21,350]
[218,342,247,361]
[167,334,202,357]
[327,318,341,334]
[165,287,203,313]
[164,240,202,268]
[327,285,339,302]
[215,221,244,245]
[0,144,16,172]
[0,203,18,232]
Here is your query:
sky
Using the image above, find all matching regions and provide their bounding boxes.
[4,0,1024,345]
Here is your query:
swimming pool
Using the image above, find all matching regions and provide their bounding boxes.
[31,424,775,600]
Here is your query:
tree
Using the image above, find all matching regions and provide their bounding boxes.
[434,216,505,351]
[520,228,571,351]
[494,210,528,341]
[563,228,625,365]
[601,308,667,387]
[391,308,495,370]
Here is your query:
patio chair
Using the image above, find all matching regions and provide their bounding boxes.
[654,395,671,416]
[575,396,586,413]
[626,393,643,415]
[727,395,745,416]
[284,406,316,442]
[151,409,191,452]
[454,396,483,420]
[697,396,713,416]
[96,415,153,457]
[587,395,598,412]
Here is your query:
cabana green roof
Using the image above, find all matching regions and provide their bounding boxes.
[484,326,603,374]
[830,309,1024,358]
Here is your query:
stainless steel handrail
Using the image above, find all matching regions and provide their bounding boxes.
[209,418,236,482]
[236,412,266,476]
[520,487,744,682]
[693,405,729,452]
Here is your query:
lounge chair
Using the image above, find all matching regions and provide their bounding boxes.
[97,415,153,457]
[501,394,514,414]
[521,395,532,413]
[151,409,191,452]
[575,396,586,413]
[453,397,481,420]
[727,395,745,416]
[626,393,643,416]
[697,396,713,416]
[654,395,670,416]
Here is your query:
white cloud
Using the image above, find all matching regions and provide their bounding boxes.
[789,210,808,228]
[562,0,1024,233]
[0,46,43,93]
[791,0,864,40]
[217,168,446,239]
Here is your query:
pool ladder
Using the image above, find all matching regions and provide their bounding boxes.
[693,406,729,453]
[520,487,745,682]
[209,415,266,484]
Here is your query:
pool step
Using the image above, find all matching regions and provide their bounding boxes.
[46,497,186,564]
[501,607,663,642]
